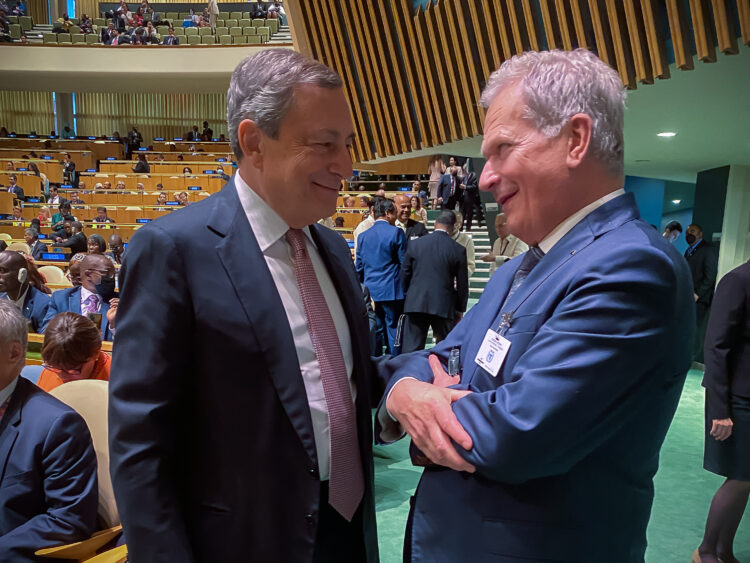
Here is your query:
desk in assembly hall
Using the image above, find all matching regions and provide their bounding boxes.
[0,138,124,165]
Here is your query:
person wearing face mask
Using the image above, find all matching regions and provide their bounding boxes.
[662,220,682,243]
[37,312,111,392]
[0,250,51,332]
[685,223,718,364]
[40,254,116,341]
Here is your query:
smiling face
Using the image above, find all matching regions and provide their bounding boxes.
[479,84,571,245]
[240,84,355,229]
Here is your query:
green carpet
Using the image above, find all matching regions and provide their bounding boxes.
[373,370,750,562]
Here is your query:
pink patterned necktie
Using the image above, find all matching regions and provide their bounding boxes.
[285,228,364,522]
[83,294,100,315]
[0,398,11,423]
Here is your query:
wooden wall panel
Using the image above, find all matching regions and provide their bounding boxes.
[290,0,748,162]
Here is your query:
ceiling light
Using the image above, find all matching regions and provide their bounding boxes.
[672,199,681,204]
[657,132,677,137]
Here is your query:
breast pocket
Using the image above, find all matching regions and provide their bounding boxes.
[501,313,546,383]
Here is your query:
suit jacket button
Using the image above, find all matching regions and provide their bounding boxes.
[308,466,317,476]
[305,513,315,525]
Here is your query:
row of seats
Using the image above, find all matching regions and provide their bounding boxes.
[42,30,269,45]
[4,14,33,31]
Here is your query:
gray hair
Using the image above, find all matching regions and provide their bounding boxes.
[24,228,39,239]
[480,49,626,177]
[226,49,343,161]
[0,300,28,362]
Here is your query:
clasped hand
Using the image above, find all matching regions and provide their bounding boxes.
[386,355,475,473]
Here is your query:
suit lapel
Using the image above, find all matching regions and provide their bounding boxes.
[0,379,25,484]
[70,287,82,314]
[209,183,318,465]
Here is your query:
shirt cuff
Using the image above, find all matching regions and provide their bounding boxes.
[376,377,418,443]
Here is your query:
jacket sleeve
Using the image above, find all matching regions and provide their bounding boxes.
[402,245,414,292]
[0,410,98,559]
[697,245,718,302]
[108,224,197,561]
[354,233,365,283]
[455,248,469,313]
[39,293,62,333]
[702,271,746,420]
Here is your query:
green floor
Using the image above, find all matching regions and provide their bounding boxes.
[372,370,750,562]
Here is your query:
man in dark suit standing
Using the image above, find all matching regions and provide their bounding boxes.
[6,174,24,203]
[401,211,468,353]
[460,170,484,231]
[61,153,75,185]
[378,49,694,561]
[355,198,406,356]
[437,167,460,210]
[0,301,98,559]
[685,223,718,364]
[109,49,378,562]
[393,194,427,247]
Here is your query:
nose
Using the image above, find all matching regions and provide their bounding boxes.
[479,162,499,192]
[329,144,354,181]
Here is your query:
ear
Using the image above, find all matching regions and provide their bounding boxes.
[565,113,593,169]
[8,341,24,366]
[237,119,264,169]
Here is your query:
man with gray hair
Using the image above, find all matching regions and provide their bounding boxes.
[109,49,378,562]
[378,49,694,561]
[23,227,47,261]
[0,300,98,558]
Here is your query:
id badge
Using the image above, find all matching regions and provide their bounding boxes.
[474,328,511,377]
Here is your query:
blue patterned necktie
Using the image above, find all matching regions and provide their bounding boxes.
[504,246,545,304]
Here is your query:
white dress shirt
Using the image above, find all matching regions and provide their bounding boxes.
[10,286,29,310]
[80,286,100,313]
[235,172,355,481]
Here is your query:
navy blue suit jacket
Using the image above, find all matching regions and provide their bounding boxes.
[40,286,112,340]
[29,240,48,261]
[0,377,98,561]
[377,193,695,561]
[355,219,406,302]
[108,179,378,562]
[0,286,50,333]
[437,173,458,203]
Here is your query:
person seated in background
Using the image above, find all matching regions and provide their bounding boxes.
[6,174,24,203]
[215,164,230,181]
[101,181,113,192]
[51,202,75,232]
[199,7,211,27]
[131,27,148,45]
[10,206,24,226]
[0,301,98,560]
[69,190,85,205]
[41,254,116,340]
[343,195,356,208]
[36,207,51,226]
[132,153,150,173]
[47,185,64,206]
[57,13,73,31]
[155,192,168,207]
[87,234,107,255]
[162,26,178,45]
[182,166,192,175]
[106,235,125,265]
[79,13,93,33]
[93,207,115,225]
[0,250,51,332]
[24,227,47,261]
[38,312,111,392]
[54,221,87,254]
[176,192,189,206]
[130,6,143,27]
[334,216,345,228]
[66,253,85,287]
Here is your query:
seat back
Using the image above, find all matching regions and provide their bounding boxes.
[252,18,264,27]
[184,27,198,36]
[39,265,67,284]
[224,18,237,28]
[0,233,11,241]
[72,33,85,43]
[50,381,119,528]
[238,18,252,28]
[219,34,231,44]
[248,35,261,45]
[9,23,21,40]
[19,16,32,31]
[86,33,99,44]
[201,35,215,44]
[215,26,228,36]
[69,25,82,34]
[7,242,29,253]
[266,19,278,34]
[229,26,242,36]
[187,34,200,44]
[230,11,243,20]
[42,32,57,44]
[198,26,212,35]
[57,33,72,43]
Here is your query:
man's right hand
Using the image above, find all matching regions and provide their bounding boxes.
[387,378,475,473]
[480,252,496,263]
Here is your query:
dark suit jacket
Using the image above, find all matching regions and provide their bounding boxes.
[703,260,750,419]
[402,230,468,319]
[437,173,459,204]
[101,28,115,43]
[376,193,694,561]
[56,231,87,254]
[685,239,718,305]
[0,286,50,333]
[355,219,406,302]
[40,286,113,340]
[108,180,378,562]
[402,218,427,247]
[7,186,24,203]
[29,239,48,261]
[162,35,179,45]
[0,377,98,560]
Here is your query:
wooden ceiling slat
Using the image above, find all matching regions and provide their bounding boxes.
[490,0,515,58]
[623,0,654,84]
[688,0,717,62]
[481,0,505,66]
[393,0,436,147]
[554,0,575,50]
[588,0,615,66]
[738,0,750,46]
[640,0,671,79]
[467,0,495,79]
[605,0,637,88]
[521,0,541,50]
[570,0,590,49]
[318,0,372,160]
[710,0,740,53]
[539,0,561,49]
[450,0,486,129]
[504,0,526,53]
[339,0,392,156]
[420,3,455,142]
[665,0,696,69]
[433,0,469,139]
[412,6,449,144]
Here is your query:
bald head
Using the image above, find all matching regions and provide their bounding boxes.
[0,251,29,299]
[393,194,411,223]
[80,254,115,293]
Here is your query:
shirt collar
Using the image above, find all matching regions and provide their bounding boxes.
[689,239,703,252]
[396,219,407,231]
[81,286,97,303]
[0,376,19,408]
[234,172,313,252]
[538,188,625,254]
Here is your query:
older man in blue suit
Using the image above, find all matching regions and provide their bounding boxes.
[355,197,406,356]
[109,50,378,563]
[0,250,50,332]
[40,254,115,340]
[378,49,694,562]
[0,301,98,561]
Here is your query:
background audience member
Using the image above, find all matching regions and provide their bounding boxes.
[106,235,125,265]
[401,211,468,352]
[55,221,87,254]
[62,153,75,185]
[697,257,750,563]
[24,227,47,260]
[38,312,111,392]
[0,250,50,332]
[393,194,427,247]
[5,174,24,203]
[427,154,445,208]
[162,26,178,45]
[663,220,683,243]
[685,223,718,364]
[93,207,115,224]
[451,218,475,278]
[482,212,528,273]
[410,195,427,223]
[0,301,98,559]
[437,165,460,210]
[353,197,376,252]
[87,234,107,255]
[460,168,484,231]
